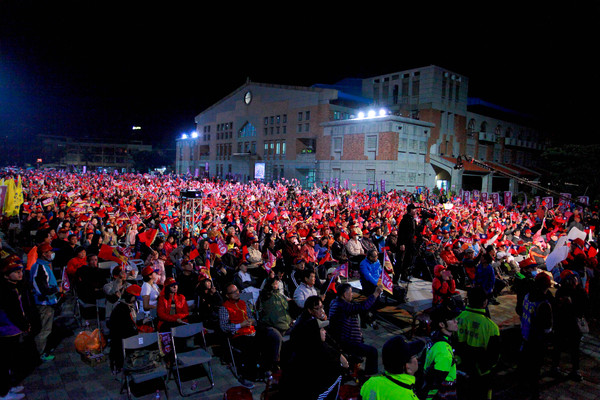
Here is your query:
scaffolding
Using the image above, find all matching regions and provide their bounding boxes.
[180,191,203,236]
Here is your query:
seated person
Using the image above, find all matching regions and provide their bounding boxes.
[233,261,261,302]
[75,253,106,305]
[359,249,382,296]
[432,264,457,306]
[292,269,320,310]
[328,282,383,377]
[140,265,161,313]
[156,277,189,332]
[195,278,223,330]
[108,284,141,374]
[219,283,273,389]
[176,260,199,307]
[103,265,130,321]
[66,246,88,280]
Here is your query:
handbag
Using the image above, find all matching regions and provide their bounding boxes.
[576,317,589,334]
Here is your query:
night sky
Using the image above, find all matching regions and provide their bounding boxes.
[1,2,598,152]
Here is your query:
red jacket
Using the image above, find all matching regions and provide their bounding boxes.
[156,293,189,331]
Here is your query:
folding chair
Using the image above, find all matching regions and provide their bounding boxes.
[121,332,169,400]
[169,322,214,396]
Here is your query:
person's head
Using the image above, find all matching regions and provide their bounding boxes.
[37,243,54,262]
[366,249,378,263]
[303,295,324,318]
[294,258,306,271]
[2,255,24,283]
[112,265,127,280]
[524,229,532,237]
[225,284,240,301]
[239,261,249,273]
[560,269,579,288]
[68,234,79,246]
[534,271,553,293]
[382,336,425,376]
[123,284,141,304]
[164,277,178,295]
[181,260,193,273]
[464,248,474,258]
[407,203,418,217]
[430,304,460,335]
[75,246,86,259]
[141,266,158,282]
[338,282,353,302]
[302,269,316,287]
[467,286,488,309]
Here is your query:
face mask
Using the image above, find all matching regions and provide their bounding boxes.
[202,234,207,239]
[50,253,56,261]
[107,228,113,233]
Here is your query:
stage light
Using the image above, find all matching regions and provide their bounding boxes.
[181,133,188,139]
[357,111,365,119]
[368,110,376,118]
[191,131,198,138]
[379,108,387,117]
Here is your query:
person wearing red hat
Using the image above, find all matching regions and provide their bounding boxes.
[1,256,30,400]
[108,284,141,374]
[156,278,189,332]
[30,242,59,362]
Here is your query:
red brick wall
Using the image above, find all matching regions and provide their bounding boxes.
[377,131,398,160]
[341,134,367,160]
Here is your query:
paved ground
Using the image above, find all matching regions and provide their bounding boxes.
[13,285,600,400]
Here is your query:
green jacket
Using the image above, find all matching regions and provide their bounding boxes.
[455,307,500,376]
[360,372,419,400]
[423,333,456,398]
[258,292,292,332]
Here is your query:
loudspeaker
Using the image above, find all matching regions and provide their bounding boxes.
[181,190,202,199]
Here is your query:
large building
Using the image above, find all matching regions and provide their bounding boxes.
[176,65,545,193]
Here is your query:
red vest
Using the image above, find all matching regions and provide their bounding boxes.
[222,299,255,338]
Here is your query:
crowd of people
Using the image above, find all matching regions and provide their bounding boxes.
[1,168,599,400]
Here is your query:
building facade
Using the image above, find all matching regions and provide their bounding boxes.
[177,66,545,193]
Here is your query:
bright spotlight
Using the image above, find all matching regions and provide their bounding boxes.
[191,131,198,138]
[357,112,365,119]
[181,133,188,139]
[379,109,387,117]
[368,110,376,118]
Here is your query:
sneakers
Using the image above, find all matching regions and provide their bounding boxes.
[237,377,255,389]
[40,353,55,362]
[0,392,25,400]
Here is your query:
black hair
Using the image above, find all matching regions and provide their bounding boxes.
[467,286,488,308]
[336,283,353,298]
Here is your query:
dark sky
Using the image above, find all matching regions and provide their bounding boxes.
[1,2,599,150]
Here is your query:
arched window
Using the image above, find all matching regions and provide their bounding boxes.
[495,125,502,138]
[238,122,256,138]
[480,121,487,133]
[505,127,513,138]
[467,119,476,133]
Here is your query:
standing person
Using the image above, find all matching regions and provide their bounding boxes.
[29,243,59,362]
[517,272,554,399]
[455,286,501,400]
[422,304,461,400]
[395,203,418,283]
[551,269,589,381]
[328,282,383,378]
[360,335,425,400]
[473,253,498,305]
[1,256,29,400]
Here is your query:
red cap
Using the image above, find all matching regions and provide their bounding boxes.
[141,265,158,276]
[125,285,142,296]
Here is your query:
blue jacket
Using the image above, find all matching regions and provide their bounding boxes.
[360,258,382,288]
[474,263,495,295]
[30,258,59,306]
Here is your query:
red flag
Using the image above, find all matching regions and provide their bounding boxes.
[137,228,158,247]
[264,251,276,272]
[61,267,70,292]
[318,252,332,265]
[382,251,394,273]
[335,262,348,278]
[26,246,38,270]
[98,244,127,263]
[209,237,228,256]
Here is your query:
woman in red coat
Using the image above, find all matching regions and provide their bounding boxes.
[156,277,189,332]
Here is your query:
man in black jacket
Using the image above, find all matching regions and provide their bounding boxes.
[395,203,418,283]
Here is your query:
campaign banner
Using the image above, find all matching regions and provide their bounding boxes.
[543,197,554,209]
[380,180,386,192]
[462,191,470,204]
[504,191,512,207]
[491,192,499,205]
[578,196,589,206]
[472,190,480,201]
[535,196,540,208]
[334,178,340,189]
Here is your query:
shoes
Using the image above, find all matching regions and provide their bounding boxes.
[40,353,55,362]
[568,371,583,382]
[238,377,255,389]
[0,392,25,400]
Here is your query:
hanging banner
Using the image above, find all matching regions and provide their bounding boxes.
[578,196,589,206]
[462,191,470,204]
[380,180,386,192]
[543,197,554,209]
[472,190,480,201]
[481,192,488,203]
[504,191,512,207]
[491,192,499,206]
[535,196,540,208]
[334,178,340,189]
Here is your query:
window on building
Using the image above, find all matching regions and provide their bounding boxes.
[298,112,303,122]
[333,137,343,152]
[239,122,256,138]
[480,121,487,133]
[304,123,309,132]
[282,141,286,155]
[366,135,377,151]
[305,111,310,121]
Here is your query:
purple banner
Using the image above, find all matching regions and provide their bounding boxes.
[504,191,512,207]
